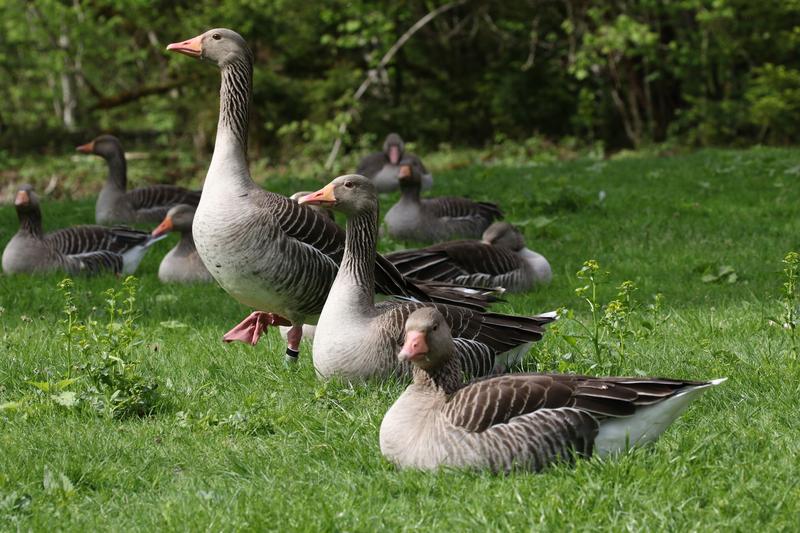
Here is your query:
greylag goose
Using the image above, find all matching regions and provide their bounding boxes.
[356,133,433,193]
[166,29,494,361]
[380,307,725,472]
[151,204,212,283]
[298,175,555,381]
[386,222,552,293]
[384,157,503,243]
[2,185,160,275]
[76,134,201,225]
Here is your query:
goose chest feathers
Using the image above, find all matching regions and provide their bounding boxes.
[380,308,725,473]
[356,133,433,193]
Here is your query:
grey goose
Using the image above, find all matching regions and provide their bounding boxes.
[384,157,503,243]
[2,185,160,275]
[151,204,212,283]
[77,135,201,225]
[386,222,552,293]
[380,308,725,472]
[356,133,433,193]
[166,29,495,361]
[298,175,555,381]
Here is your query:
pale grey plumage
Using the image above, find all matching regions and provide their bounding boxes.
[2,185,157,276]
[78,135,201,225]
[386,222,552,292]
[384,157,503,243]
[380,308,724,473]
[356,133,433,193]
[302,175,554,382]
[153,204,212,283]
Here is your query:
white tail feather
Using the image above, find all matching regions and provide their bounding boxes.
[595,379,725,456]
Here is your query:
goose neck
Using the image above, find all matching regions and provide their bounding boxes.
[18,209,43,238]
[104,151,127,190]
[398,184,421,203]
[338,209,379,307]
[207,55,254,191]
[412,356,462,394]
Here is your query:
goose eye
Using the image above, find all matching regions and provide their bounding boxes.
[344,181,354,189]
[432,324,438,332]
[212,33,222,40]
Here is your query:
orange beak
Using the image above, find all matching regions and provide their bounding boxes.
[298,183,336,206]
[398,164,412,179]
[14,190,30,206]
[398,330,428,362]
[151,216,174,237]
[76,140,95,154]
[166,34,203,58]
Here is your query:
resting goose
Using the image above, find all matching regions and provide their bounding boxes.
[166,29,494,361]
[386,222,552,293]
[2,185,160,275]
[151,204,212,283]
[356,133,433,193]
[76,134,201,225]
[298,175,555,381]
[384,157,503,243]
[380,308,725,472]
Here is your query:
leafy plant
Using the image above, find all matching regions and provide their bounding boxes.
[13,277,162,419]
[777,251,800,360]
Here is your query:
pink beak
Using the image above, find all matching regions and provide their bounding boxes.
[389,145,400,165]
[166,35,203,58]
[398,330,428,362]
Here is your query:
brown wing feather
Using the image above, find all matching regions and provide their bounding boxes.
[446,374,710,433]
[127,185,201,210]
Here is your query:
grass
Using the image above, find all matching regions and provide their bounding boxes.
[1,147,800,530]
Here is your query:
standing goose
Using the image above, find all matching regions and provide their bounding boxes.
[384,157,503,243]
[166,29,494,361]
[76,134,201,225]
[380,308,725,472]
[298,175,555,381]
[356,133,433,193]
[2,185,160,275]
[151,204,212,283]
[386,222,552,293]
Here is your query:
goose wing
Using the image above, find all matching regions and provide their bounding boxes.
[127,185,201,214]
[425,197,503,221]
[388,241,521,282]
[46,225,151,255]
[444,374,710,433]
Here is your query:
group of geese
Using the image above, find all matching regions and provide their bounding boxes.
[2,28,723,474]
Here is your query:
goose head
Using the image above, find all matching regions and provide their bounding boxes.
[76,134,123,160]
[482,222,525,251]
[396,156,426,188]
[298,174,377,217]
[13,184,38,213]
[152,204,196,237]
[398,308,454,371]
[383,133,404,165]
[167,28,250,67]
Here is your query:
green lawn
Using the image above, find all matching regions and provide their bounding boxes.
[1,148,799,531]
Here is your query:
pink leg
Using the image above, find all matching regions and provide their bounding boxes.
[223,311,292,345]
[284,323,304,363]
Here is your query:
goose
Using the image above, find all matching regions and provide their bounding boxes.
[151,204,213,283]
[2,185,160,275]
[298,175,555,381]
[384,157,503,243]
[76,134,201,225]
[289,191,334,221]
[380,307,725,472]
[166,29,495,361]
[356,133,433,193]
[386,222,552,293]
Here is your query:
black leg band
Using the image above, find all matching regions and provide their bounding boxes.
[285,347,299,360]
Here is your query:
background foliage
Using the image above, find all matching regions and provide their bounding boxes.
[2,0,800,165]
